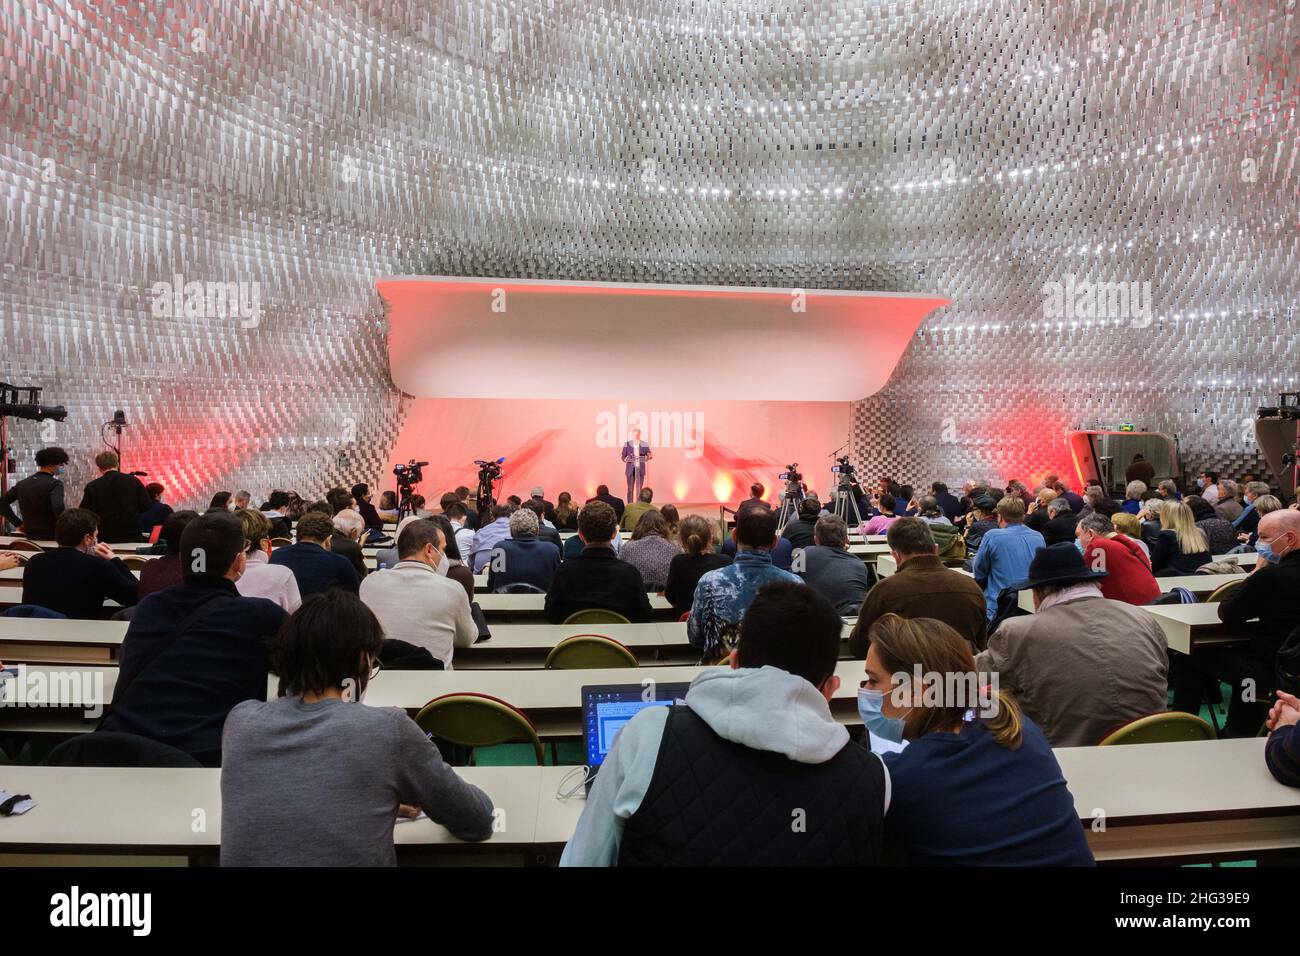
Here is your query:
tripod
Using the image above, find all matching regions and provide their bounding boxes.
[776,482,803,532]
[832,480,862,525]
[396,480,418,522]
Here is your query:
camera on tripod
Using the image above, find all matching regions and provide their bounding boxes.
[474,458,504,482]
[831,456,856,478]
[393,459,427,491]
[778,464,802,484]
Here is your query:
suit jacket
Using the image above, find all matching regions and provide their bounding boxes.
[544,546,652,623]
[268,541,360,596]
[593,491,625,519]
[621,440,650,477]
[1218,550,1300,661]
[487,534,561,592]
[329,533,368,581]
[80,470,151,542]
[850,555,986,655]
[21,547,140,619]
[974,592,1168,747]
[0,470,65,539]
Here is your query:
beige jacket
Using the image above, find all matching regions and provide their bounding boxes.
[974,591,1168,747]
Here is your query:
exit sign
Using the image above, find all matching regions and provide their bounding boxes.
[1118,423,1136,432]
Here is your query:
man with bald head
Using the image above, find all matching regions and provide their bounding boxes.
[1172,509,1300,736]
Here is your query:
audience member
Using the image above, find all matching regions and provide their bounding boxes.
[862,493,900,535]
[1150,500,1211,575]
[545,501,651,623]
[486,508,561,592]
[469,504,513,573]
[138,482,173,536]
[664,515,732,614]
[975,543,1168,746]
[1074,513,1160,606]
[137,509,200,601]
[269,511,360,596]
[21,508,139,618]
[101,512,288,765]
[619,510,680,591]
[795,514,874,616]
[234,509,302,612]
[562,582,887,866]
[1187,495,1237,556]
[220,589,494,865]
[620,487,657,532]
[970,496,1046,620]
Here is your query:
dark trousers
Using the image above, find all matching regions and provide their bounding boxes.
[1170,646,1273,737]
[626,469,644,503]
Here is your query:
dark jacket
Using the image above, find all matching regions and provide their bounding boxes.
[138,500,173,536]
[1150,529,1210,576]
[781,516,819,550]
[797,545,874,615]
[80,470,151,542]
[138,553,184,600]
[664,552,732,613]
[487,534,561,592]
[530,496,557,524]
[537,523,564,554]
[21,547,139,619]
[934,491,963,522]
[544,545,653,623]
[592,492,625,519]
[269,541,360,596]
[1043,513,1080,547]
[0,470,65,539]
[1219,551,1300,661]
[329,533,368,581]
[102,577,287,766]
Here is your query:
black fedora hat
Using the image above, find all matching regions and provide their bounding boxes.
[1010,542,1108,591]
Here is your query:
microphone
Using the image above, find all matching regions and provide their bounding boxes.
[497,457,506,464]
[112,409,127,427]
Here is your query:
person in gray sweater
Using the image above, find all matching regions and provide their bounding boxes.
[220,590,495,865]
[794,515,875,615]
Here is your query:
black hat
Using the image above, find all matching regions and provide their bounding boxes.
[971,493,998,512]
[1010,542,1108,591]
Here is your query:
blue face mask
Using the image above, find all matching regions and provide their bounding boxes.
[1075,538,1085,553]
[857,687,909,743]
[1256,541,1281,564]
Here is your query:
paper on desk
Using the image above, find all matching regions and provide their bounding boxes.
[0,790,35,815]
[395,810,428,824]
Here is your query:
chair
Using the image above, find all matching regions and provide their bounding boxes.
[1097,711,1216,746]
[270,537,293,548]
[562,608,631,625]
[1205,578,1246,604]
[494,582,546,594]
[545,634,638,669]
[678,610,689,623]
[6,539,42,552]
[120,555,149,570]
[42,731,202,768]
[415,693,544,765]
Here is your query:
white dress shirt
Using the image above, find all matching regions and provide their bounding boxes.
[237,548,303,612]
[359,559,477,668]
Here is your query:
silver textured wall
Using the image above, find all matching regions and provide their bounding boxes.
[2,1,1295,507]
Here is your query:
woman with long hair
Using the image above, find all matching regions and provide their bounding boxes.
[664,514,732,613]
[860,613,1093,865]
[553,491,579,531]
[1150,500,1211,574]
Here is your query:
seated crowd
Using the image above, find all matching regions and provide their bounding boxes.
[2,447,1299,866]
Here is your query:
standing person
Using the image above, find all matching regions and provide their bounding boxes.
[220,590,495,866]
[78,450,151,542]
[0,446,69,540]
[1126,454,1156,487]
[621,428,652,503]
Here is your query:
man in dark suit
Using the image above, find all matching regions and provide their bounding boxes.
[79,450,151,543]
[269,510,360,597]
[21,508,139,618]
[590,484,625,520]
[544,500,652,623]
[521,499,564,554]
[621,429,652,503]
[0,446,68,539]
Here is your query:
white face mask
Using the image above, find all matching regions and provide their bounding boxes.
[436,552,450,575]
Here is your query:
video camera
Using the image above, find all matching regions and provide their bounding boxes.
[474,457,505,482]
[830,456,856,477]
[393,459,428,490]
[778,463,802,483]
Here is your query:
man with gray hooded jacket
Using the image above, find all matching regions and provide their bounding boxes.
[561,581,889,866]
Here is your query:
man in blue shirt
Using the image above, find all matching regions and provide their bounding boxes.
[970,495,1045,619]
[689,506,802,661]
[469,504,513,573]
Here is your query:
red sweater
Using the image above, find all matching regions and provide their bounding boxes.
[1085,534,1161,606]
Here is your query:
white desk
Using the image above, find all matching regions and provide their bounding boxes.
[1016,572,1247,612]
[0,618,127,663]
[473,593,673,615]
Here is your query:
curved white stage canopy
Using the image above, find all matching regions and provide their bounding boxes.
[379,277,949,402]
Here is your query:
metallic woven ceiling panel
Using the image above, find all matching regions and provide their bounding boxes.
[2,1,1295,505]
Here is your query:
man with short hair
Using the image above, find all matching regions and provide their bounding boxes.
[21,508,140,618]
[330,507,370,581]
[529,486,556,524]
[589,483,625,520]
[1172,509,1300,736]
[234,508,302,612]
[622,428,652,503]
[975,543,1168,747]
[930,482,963,522]
[487,508,561,592]
[545,501,652,623]
[261,490,293,539]
[469,503,513,573]
[233,490,252,511]
[1042,496,1079,546]
[1198,470,1221,505]
[781,496,822,550]
[620,486,656,532]
[1156,478,1181,500]
[102,512,288,765]
[269,510,360,596]
[1215,479,1243,523]
[78,450,151,542]
[850,517,986,654]
[1075,513,1160,606]
[360,520,476,668]
[0,446,69,539]
[1233,481,1273,537]
[561,581,888,866]
[521,498,564,553]
[970,496,1046,620]
[794,514,874,616]
[689,507,802,661]
[441,500,475,557]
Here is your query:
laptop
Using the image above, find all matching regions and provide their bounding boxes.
[581,681,690,791]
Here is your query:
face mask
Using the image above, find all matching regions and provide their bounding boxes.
[1196,478,1206,489]
[1075,538,1085,553]
[436,552,450,575]
[857,687,909,743]
[1256,541,1278,564]
[55,466,66,477]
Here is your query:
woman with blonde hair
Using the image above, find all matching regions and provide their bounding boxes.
[860,613,1093,865]
[1108,511,1151,561]
[1150,500,1211,574]
[553,492,578,531]
[663,514,732,614]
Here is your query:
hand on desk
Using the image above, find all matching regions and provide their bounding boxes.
[1267,691,1300,732]
[0,552,21,571]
